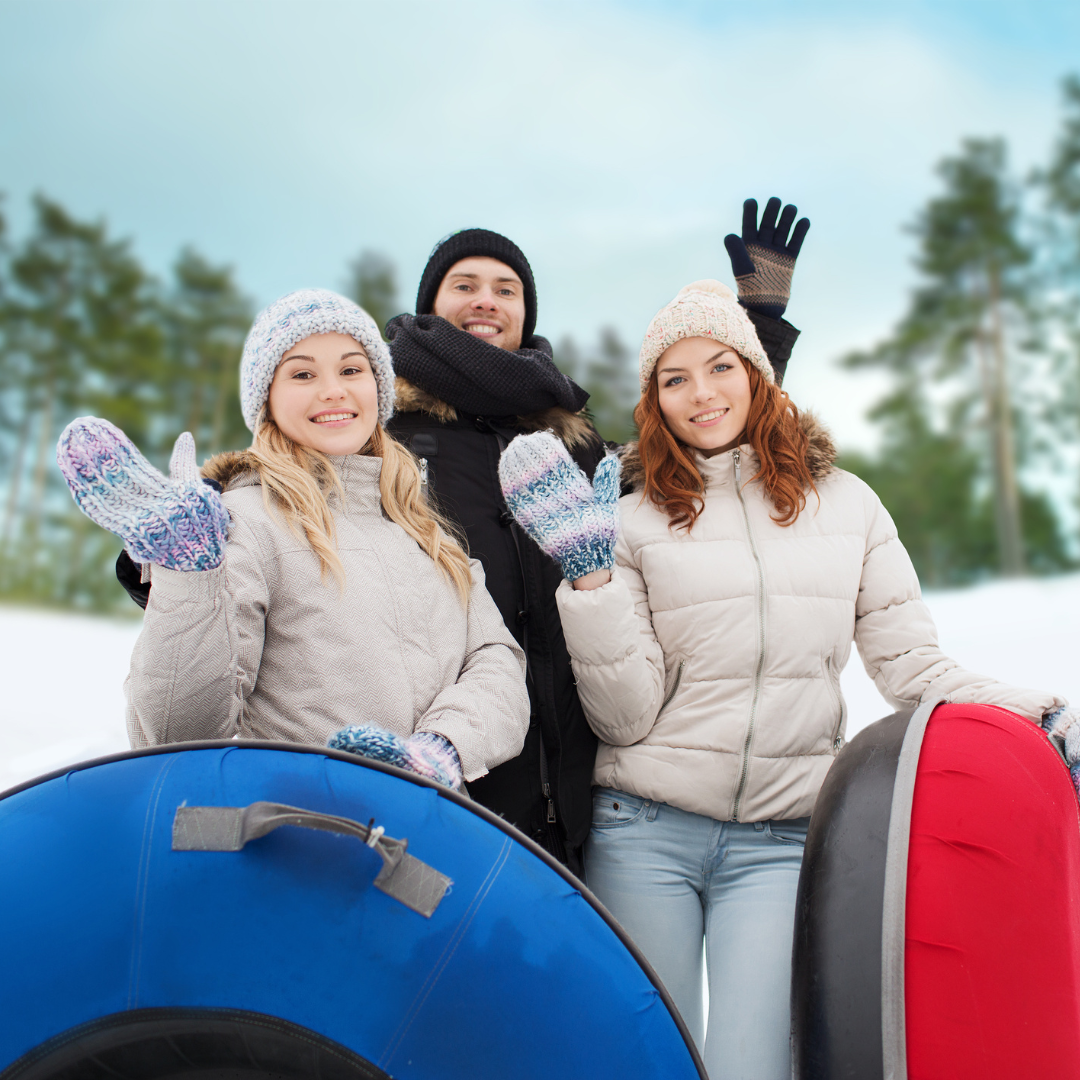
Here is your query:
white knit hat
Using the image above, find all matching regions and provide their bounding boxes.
[638,280,772,392]
[239,289,396,432]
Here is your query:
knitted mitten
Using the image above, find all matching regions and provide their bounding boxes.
[329,726,463,790]
[57,417,229,572]
[723,197,810,320]
[498,432,621,582]
[1042,705,1080,799]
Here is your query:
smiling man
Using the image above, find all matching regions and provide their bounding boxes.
[384,229,605,872]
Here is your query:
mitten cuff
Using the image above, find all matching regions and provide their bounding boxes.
[558,541,616,583]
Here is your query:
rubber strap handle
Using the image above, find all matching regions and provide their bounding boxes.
[171,801,451,917]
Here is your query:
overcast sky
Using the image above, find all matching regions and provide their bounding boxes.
[2,0,1079,448]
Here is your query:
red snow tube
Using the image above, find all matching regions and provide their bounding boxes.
[793,701,1080,1079]
[905,703,1080,1077]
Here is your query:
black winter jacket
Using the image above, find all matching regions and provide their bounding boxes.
[386,378,605,869]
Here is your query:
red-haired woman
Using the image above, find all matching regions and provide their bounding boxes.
[498,279,1067,1080]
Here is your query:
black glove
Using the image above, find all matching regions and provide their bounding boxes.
[724,197,810,320]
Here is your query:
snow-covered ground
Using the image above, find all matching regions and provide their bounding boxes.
[3,573,1079,793]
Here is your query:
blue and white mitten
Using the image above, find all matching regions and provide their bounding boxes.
[329,726,463,790]
[57,417,230,571]
[1042,705,1080,799]
[498,432,621,582]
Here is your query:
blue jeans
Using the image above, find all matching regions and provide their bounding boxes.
[584,788,808,1080]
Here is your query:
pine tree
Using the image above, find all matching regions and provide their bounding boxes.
[0,196,164,603]
[554,329,637,444]
[846,138,1037,577]
[1035,75,1080,536]
[345,250,399,338]
[161,248,252,460]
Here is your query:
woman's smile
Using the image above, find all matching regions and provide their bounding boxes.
[310,410,358,426]
[690,408,730,426]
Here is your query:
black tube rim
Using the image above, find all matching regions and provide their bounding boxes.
[0,1006,390,1080]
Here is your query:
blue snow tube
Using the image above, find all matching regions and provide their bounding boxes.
[0,742,705,1079]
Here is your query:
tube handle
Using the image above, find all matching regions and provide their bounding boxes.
[172,801,450,917]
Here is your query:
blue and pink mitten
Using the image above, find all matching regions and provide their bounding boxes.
[1043,705,1080,801]
[497,431,621,582]
[57,417,230,571]
[329,726,463,790]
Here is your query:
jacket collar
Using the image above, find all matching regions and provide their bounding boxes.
[694,443,753,486]
[201,447,383,514]
[328,454,383,513]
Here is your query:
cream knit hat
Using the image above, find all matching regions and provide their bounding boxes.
[240,289,395,432]
[638,279,772,392]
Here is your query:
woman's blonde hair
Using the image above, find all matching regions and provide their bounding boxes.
[248,412,473,603]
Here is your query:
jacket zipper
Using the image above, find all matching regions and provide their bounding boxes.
[731,447,766,822]
[823,655,846,753]
[658,660,686,716]
[418,456,429,487]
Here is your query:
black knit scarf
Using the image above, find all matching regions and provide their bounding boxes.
[385,313,589,417]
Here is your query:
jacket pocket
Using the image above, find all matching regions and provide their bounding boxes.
[657,658,686,718]
[591,788,650,829]
[765,818,810,845]
[821,654,847,754]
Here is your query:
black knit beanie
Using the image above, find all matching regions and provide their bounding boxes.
[415,228,538,346]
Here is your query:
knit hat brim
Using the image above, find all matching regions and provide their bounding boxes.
[240,289,396,432]
[415,229,538,346]
[639,280,773,392]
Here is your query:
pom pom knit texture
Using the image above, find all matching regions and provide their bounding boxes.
[639,279,772,391]
[329,725,463,789]
[57,418,229,571]
[240,288,396,432]
[498,431,621,582]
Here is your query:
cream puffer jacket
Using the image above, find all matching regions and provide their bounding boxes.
[555,418,1064,822]
[126,452,529,781]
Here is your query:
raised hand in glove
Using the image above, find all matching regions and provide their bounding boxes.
[724,197,810,320]
[57,417,230,572]
[498,431,621,584]
[329,726,463,789]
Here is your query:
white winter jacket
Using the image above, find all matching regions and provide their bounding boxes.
[555,420,1063,822]
[126,452,529,781]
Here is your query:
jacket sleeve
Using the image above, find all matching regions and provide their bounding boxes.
[854,487,1065,722]
[416,560,530,783]
[124,513,270,748]
[745,309,800,387]
[554,530,668,746]
[115,550,151,610]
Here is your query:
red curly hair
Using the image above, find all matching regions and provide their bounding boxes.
[632,358,816,531]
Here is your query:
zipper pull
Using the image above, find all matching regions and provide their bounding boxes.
[732,446,741,484]
[543,782,556,823]
[418,456,429,487]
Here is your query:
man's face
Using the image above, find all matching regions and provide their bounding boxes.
[432,257,526,351]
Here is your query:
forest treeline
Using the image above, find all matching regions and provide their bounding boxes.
[2,77,1079,611]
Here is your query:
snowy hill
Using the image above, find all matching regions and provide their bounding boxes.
[3,573,1079,793]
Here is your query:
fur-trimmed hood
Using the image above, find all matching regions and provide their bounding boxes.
[393,377,601,452]
[200,449,259,490]
[617,409,836,489]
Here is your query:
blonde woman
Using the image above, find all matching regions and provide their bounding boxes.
[58,289,529,788]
